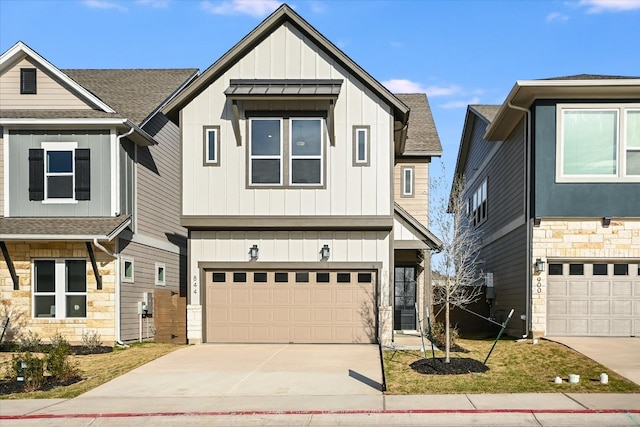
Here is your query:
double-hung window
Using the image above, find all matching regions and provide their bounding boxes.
[470,178,487,227]
[249,117,323,187]
[33,259,87,318]
[29,142,90,202]
[43,142,76,201]
[557,104,640,182]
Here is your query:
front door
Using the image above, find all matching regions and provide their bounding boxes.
[394,266,416,330]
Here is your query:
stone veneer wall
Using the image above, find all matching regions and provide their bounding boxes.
[0,241,117,344]
[530,219,640,336]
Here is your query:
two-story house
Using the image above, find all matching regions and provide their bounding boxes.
[0,41,197,344]
[453,75,640,338]
[162,5,441,345]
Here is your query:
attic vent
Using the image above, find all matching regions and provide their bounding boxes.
[20,68,37,94]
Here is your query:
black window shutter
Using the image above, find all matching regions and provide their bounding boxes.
[20,68,37,94]
[28,149,44,201]
[75,148,91,200]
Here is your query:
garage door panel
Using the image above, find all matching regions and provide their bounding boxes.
[590,300,610,315]
[568,282,589,296]
[612,300,632,315]
[206,270,376,343]
[548,262,639,337]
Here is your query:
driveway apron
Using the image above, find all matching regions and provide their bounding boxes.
[547,337,640,386]
[78,344,383,398]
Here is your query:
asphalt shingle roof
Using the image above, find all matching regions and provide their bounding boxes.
[395,93,442,154]
[0,216,130,238]
[542,74,640,80]
[470,105,501,124]
[63,69,198,125]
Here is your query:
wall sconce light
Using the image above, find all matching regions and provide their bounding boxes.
[320,244,330,260]
[533,217,541,227]
[534,258,545,273]
[602,217,611,228]
[249,244,259,261]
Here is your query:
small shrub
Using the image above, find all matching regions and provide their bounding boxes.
[429,321,459,346]
[12,352,45,391]
[81,329,103,351]
[18,330,42,352]
[46,333,77,381]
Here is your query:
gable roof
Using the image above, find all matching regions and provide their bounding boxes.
[485,75,640,141]
[64,69,198,126]
[0,41,198,145]
[162,4,409,142]
[395,93,442,156]
[394,202,442,251]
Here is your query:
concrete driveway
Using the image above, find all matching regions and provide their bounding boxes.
[79,344,383,398]
[547,337,640,385]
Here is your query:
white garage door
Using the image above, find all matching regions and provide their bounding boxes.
[547,261,640,336]
[205,270,376,343]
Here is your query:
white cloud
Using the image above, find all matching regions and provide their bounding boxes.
[83,0,128,11]
[137,0,170,8]
[383,79,425,93]
[201,0,281,17]
[440,97,481,110]
[425,84,462,97]
[310,1,326,14]
[546,11,569,22]
[578,0,640,13]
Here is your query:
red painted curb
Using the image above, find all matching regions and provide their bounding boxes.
[2,408,640,420]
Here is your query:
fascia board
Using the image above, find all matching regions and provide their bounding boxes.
[0,41,116,113]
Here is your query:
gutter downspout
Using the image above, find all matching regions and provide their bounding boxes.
[111,127,134,347]
[507,101,532,338]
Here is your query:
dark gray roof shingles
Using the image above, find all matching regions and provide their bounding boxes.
[395,93,442,154]
[470,105,501,124]
[63,68,198,125]
[0,215,130,238]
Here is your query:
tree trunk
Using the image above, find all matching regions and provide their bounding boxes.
[445,287,450,363]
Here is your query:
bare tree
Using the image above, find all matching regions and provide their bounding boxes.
[430,170,484,363]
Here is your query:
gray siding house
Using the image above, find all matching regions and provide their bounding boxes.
[453,75,640,338]
[0,41,197,344]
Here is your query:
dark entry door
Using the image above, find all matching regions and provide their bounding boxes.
[394,266,416,330]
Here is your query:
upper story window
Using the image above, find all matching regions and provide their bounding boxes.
[249,117,324,187]
[470,178,487,227]
[29,142,90,203]
[20,68,37,94]
[401,166,414,197]
[203,126,220,166]
[353,126,370,166]
[557,104,640,183]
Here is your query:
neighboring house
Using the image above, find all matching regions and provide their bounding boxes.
[0,41,197,344]
[162,4,442,345]
[453,75,640,338]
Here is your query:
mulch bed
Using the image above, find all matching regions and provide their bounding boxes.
[0,375,82,395]
[410,357,489,375]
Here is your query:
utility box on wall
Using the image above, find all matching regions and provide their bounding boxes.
[143,292,153,315]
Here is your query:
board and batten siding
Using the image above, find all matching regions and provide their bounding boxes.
[137,114,185,240]
[190,230,391,303]
[181,22,393,218]
[8,130,112,216]
[0,58,91,110]
[394,161,429,226]
[118,240,185,342]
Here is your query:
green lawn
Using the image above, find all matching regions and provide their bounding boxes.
[383,338,640,394]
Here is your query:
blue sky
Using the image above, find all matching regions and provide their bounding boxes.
[2,0,640,200]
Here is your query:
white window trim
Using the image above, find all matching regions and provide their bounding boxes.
[401,166,414,197]
[249,118,283,186]
[556,103,640,183]
[289,117,324,186]
[471,178,487,227]
[122,257,134,283]
[32,258,87,319]
[155,262,166,287]
[41,141,78,204]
